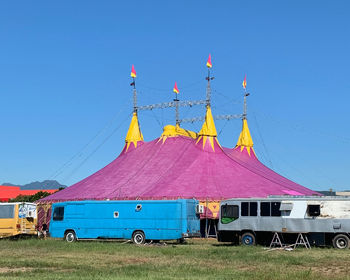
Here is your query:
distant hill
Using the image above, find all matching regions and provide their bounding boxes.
[1,180,67,190]
[1,183,18,187]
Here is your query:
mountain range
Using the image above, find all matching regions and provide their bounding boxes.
[1,180,67,190]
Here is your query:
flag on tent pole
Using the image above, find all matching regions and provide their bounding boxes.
[206,54,212,68]
[131,65,137,78]
[242,75,247,89]
[173,82,179,94]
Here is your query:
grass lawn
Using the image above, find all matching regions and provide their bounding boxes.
[0,238,349,280]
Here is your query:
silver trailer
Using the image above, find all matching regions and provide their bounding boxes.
[217,196,350,249]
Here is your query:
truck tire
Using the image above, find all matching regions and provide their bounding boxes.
[64,230,77,243]
[132,231,145,245]
[332,234,350,249]
[241,232,256,246]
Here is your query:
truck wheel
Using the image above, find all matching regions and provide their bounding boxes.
[332,234,349,249]
[132,231,145,245]
[241,232,256,246]
[64,231,77,243]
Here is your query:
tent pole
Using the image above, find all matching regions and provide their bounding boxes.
[205,198,208,239]
[243,92,249,120]
[174,92,179,126]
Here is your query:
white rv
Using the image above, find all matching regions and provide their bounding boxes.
[217,196,350,249]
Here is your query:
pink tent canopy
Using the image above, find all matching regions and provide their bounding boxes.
[41,135,318,203]
[41,105,319,220]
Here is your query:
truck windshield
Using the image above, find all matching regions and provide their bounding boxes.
[0,205,15,219]
[221,204,239,224]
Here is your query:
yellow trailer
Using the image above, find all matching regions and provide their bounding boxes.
[0,202,37,238]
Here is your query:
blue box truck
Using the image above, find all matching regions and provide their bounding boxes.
[49,199,200,243]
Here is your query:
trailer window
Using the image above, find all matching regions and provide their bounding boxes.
[0,205,14,219]
[307,205,320,217]
[241,202,257,216]
[261,202,270,216]
[250,202,258,216]
[221,204,239,224]
[261,202,281,217]
[271,202,281,216]
[53,207,64,221]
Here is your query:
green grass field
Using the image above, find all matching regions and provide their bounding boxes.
[0,238,349,280]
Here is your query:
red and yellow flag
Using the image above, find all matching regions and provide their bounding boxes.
[130,65,136,78]
[206,54,212,68]
[242,75,247,89]
[173,82,179,94]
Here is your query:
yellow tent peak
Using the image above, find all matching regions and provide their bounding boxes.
[236,118,254,148]
[196,106,220,152]
[198,106,217,137]
[125,112,143,151]
[159,124,197,143]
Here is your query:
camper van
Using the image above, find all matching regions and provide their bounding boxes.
[49,199,201,243]
[0,202,37,238]
[217,196,350,249]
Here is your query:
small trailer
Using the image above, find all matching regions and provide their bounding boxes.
[0,202,37,238]
[217,196,350,249]
[49,199,201,243]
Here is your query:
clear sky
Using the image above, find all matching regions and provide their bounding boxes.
[1,0,349,191]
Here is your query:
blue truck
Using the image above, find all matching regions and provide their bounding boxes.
[49,199,201,243]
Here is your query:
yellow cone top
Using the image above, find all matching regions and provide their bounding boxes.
[236,119,253,147]
[125,112,143,151]
[198,106,217,137]
[159,124,197,143]
[235,118,256,156]
[196,106,220,151]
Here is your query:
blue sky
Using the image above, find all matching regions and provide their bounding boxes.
[0,1,349,191]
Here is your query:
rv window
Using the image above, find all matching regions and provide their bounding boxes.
[307,205,320,217]
[260,202,281,217]
[271,202,281,216]
[53,207,64,221]
[241,202,258,216]
[261,202,270,216]
[221,204,239,224]
[0,205,14,219]
[250,202,258,216]
[241,202,249,216]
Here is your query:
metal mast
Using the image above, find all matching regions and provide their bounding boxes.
[174,94,179,126]
[205,66,214,106]
[130,65,137,113]
[131,78,137,113]
[242,74,249,120]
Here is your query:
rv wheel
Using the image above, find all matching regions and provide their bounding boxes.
[332,234,350,249]
[64,231,77,243]
[132,231,145,245]
[241,232,256,246]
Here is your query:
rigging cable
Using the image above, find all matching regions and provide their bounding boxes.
[62,113,132,184]
[252,112,274,169]
[49,99,130,180]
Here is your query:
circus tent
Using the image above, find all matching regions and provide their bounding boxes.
[40,59,319,232]
[40,105,319,219]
